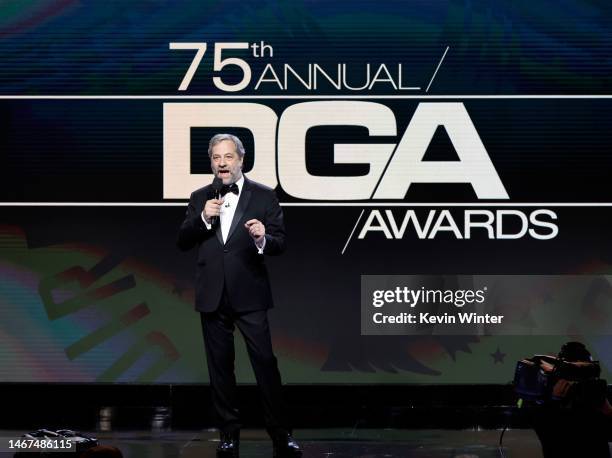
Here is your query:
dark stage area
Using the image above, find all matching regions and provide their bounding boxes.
[1,384,521,431]
[0,428,545,457]
[1,383,598,457]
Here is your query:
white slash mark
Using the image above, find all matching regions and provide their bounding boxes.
[341,209,365,255]
[425,46,450,92]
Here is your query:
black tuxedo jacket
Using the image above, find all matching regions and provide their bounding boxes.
[177,176,286,313]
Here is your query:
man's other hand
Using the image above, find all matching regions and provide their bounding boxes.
[245,219,265,244]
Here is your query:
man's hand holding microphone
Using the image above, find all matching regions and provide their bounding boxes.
[202,198,223,225]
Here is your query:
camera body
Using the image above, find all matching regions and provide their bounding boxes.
[514,354,602,404]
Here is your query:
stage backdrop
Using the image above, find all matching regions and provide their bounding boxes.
[1,1,612,384]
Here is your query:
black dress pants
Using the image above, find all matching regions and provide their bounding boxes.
[200,288,288,437]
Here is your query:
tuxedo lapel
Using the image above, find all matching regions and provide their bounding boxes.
[226,176,252,244]
[215,221,223,245]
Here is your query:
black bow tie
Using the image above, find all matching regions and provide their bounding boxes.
[220,183,239,196]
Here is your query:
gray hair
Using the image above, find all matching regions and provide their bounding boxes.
[208,133,246,158]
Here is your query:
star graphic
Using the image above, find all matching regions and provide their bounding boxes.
[490,347,506,364]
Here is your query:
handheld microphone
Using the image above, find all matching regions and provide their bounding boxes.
[210,177,223,226]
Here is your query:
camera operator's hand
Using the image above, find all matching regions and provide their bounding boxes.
[601,398,612,417]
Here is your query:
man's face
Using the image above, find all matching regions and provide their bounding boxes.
[210,140,244,185]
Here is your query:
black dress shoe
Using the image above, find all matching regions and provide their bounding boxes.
[273,433,302,457]
[217,430,239,457]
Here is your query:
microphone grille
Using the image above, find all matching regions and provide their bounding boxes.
[212,177,223,192]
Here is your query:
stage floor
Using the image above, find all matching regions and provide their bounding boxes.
[2,428,550,457]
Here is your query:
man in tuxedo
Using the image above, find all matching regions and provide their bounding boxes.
[177,134,301,458]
